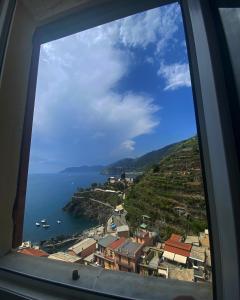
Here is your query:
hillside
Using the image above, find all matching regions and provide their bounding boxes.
[124,136,208,239]
[102,142,178,174]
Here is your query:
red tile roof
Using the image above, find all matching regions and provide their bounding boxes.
[18,248,49,257]
[170,234,182,242]
[164,240,192,257]
[108,237,126,250]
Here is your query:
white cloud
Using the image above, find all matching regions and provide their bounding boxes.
[157,62,191,90]
[121,140,135,151]
[118,4,181,53]
[30,4,185,171]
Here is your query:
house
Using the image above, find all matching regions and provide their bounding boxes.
[83,253,95,266]
[189,246,206,269]
[168,268,194,282]
[18,241,32,249]
[103,237,126,270]
[169,234,182,242]
[199,229,210,249]
[133,230,153,246]
[17,248,49,257]
[185,235,200,247]
[194,268,205,282]
[94,235,118,267]
[139,247,163,277]
[114,204,124,215]
[68,238,96,259]
[115,240,143,272]
[140,223,148,230]
[48,252,81,263]
[108,176,117,184]
[163,236,192,265]
[116,225,129,238]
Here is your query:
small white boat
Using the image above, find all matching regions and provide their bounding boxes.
[42,224,50,228]
[57,220,61,224]
[35,222,40,226]
[41,219,46,223]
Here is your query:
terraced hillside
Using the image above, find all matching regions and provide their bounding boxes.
[124,136,208,240]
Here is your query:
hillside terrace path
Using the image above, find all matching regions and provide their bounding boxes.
[72,196,114,209]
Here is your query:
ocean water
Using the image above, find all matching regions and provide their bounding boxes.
[23,172,108,243]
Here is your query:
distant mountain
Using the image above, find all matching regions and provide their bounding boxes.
[60,165,104,173]
[102,142,179,175]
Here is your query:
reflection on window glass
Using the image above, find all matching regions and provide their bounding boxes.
[219,7,240,100]
[19,2,212,287]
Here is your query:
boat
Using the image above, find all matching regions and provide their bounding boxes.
[42,224,50,229]
[35,222,40,226]
[41,219,46,223]
[57,220,61,224]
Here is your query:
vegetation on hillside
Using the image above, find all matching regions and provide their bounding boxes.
[64,136,208,240]
[124,136,208,240]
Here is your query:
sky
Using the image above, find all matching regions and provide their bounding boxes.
[29,3,197,174]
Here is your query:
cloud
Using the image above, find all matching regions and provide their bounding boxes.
[157,62,191,90]
[30,3,184,172]
[118,4,181,53]
[121,140,135,151]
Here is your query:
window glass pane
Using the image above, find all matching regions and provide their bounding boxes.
[219,7,240,100]
[20,2,212,293]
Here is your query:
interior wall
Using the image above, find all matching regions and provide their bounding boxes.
[0,1,36,255]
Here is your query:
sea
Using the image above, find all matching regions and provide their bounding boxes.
[23,172,108,243]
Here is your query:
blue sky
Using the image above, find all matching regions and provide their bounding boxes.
[29,3,196,173]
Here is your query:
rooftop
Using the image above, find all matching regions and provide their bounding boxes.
[98,235,118,248]
[17,248,48,257]
[115,204,124,211]
[190,246,205,262]
[116,225,129,232]
[169,234,182,242]
[115,240,143,258]
[164,240,192,257]
[68,238,96,254]
[83,253,95,263]
[135,230,149,238]
[108,237,126,250]
[140,223,148,229]
[48,252,81,263]
[185,235,200,246]
[169,267,194,282]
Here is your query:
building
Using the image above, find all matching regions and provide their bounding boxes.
[185,235,200,247]
[169,234,182,242]
[133,230,153,246]
[83,253,95,266]
[199,229,210,249]
[17,248,49,257]
[189,246,206,269]
[48,252,81,263]
[114,204,124,215]
[116,225,129,238]
[168,268,194,282]
[18,241,32,249]
[108,176,117,184]
[94,235,118,267]
[163,236,192,265]
[139,247,164,277]
[103,237,126,270]
[115,240,143,272]
[68,238,96,259]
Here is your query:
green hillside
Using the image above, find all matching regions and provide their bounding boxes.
[124,136,208,240]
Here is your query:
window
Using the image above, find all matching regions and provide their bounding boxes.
[0,1,240,300]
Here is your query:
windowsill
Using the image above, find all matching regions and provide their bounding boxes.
[0,252,212,300]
